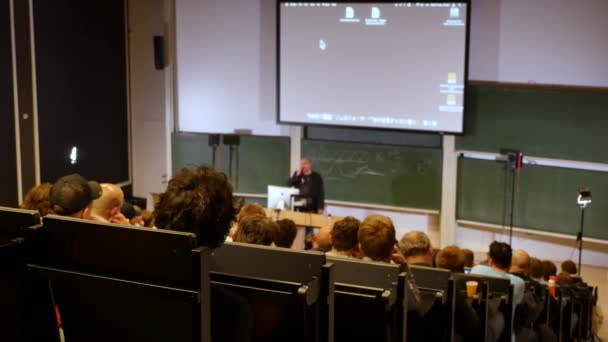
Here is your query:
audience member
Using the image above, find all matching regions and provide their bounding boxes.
[541,260,557,283]
[509,250,547,338]
[154,166,238,248]
[311,223,332,252]
[326,216,360,258]
[20,182,53,216]
[509,249,531,279]
[90,183,126,224]
[561,260,577,275]
[49,174,102,219]
[230,203,267,239]
[152,166,248,342]
[118,202,144,226]
[398,230,433,266]
[140,209,154,228]
[358,215,402,263]
[120,202,136,223]
[462,248,475,268]
[471,241,525,305]
[131,205,144,226]
[435,245,465,273]
[233,215,278,246]
[436,245,481,342]
[237,203,266,222]
[471,241,525,342]
[274,219,297,248]
[556,271,573,285]
[528,257,543,282]
[561,259,584,285]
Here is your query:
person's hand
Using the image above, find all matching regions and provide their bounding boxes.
[109,213,129,225]
[296,166,303,176]
[390,245,406,264]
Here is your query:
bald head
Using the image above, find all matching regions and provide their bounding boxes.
[91,183,124,221]
[509,249,530,275]
[313,223,332,252]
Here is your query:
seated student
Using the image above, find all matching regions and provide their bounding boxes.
[153,166,250,341]
[233,216,277,246]
[398,230,433,266]
[154,166,238,247]
[310,223,332,252]
[20,182,53,216]
[561,259,584,284]
[471,241,525,305]
[509,249,531,280]
[49,174,102,220]
[358,215,404,264]
[509,250,545,339]
[90,183,127,224]
[435,245,465,273]
[229,203,266,240]
[326,216,360,258]
[274,219,297,248]
[541,260,557,284]
[462,248,475,268]
[435,246,481,342]
[118,202,144,227]
[140,209,155,228]
[528,257,544,283]
[471,241,525,342]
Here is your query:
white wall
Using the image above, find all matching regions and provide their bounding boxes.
[129,0,170,209]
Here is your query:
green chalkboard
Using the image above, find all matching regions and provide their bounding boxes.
[172,133,290,194]
[457,157,608,240]
[302,140,442,209]
[457,85,608,164]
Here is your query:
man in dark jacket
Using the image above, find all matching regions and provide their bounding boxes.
[287,157,325,214]
[288,157,325,249]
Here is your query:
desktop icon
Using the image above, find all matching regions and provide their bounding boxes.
[447,94,456,105]
[447,72,457,84]
[345,6,355,18]
[371,6,380,19]
[450,7,459,18]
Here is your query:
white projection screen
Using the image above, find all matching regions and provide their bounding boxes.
[278,1,469,133]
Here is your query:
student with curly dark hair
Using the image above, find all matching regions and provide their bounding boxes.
[154,167,249,341]
[154,166,238,249]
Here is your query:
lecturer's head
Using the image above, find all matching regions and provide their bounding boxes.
[300,157,312,176]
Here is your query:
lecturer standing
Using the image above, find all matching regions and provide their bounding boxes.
[288,157,325,214]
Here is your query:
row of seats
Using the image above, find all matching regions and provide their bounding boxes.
[0,207,597,342]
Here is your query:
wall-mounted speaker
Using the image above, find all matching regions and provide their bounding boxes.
[153,35,165,70]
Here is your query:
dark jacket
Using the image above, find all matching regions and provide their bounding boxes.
[287,171,325,212]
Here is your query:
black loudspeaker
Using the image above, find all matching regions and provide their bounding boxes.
[222,135,241,146]
[208,134,220,147]
[153,35,165,70]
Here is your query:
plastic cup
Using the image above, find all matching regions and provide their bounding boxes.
[466,280,478,298]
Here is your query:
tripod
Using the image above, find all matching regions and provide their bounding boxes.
[506,151,523,246]
[576,206,586,276]
[576,188,591,276]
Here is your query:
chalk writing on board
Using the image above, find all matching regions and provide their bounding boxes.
[308,147,434,182]
[309,148,404,182]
